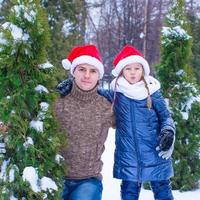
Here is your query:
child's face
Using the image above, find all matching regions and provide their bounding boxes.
[122,63,143,84]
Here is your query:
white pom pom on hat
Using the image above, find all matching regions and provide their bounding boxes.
[62,44,104,79]
[62,59,71,70]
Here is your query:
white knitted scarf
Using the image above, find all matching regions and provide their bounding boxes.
[110,76,161,100]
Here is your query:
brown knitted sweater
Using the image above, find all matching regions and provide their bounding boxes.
[54,83,114,180]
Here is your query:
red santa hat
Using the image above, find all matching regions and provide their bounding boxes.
[62,44,104,78]
[112,45,150,77]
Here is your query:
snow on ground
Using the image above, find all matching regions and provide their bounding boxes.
[102,128,200,200]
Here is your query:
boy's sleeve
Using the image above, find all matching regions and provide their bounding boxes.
[98,88,114,103]
[151,90,175,134]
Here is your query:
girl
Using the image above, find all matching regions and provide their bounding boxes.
[110,45,175,200]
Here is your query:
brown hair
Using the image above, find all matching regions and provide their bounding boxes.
[142,76,152,109]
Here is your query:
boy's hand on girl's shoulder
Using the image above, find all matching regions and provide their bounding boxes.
[56,78,73,97]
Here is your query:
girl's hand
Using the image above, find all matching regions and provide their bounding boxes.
[158,130,174,151]
[156,130,175,160]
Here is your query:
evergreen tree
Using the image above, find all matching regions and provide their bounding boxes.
[0,0,12,24]
[41,0,85,73]
[187,13,200,84]
[157,0,200,191]
[0,0,65,199]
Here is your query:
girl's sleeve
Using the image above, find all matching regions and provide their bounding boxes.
[152,90,175,133]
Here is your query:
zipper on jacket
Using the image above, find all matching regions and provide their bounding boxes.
[131,99,142,181]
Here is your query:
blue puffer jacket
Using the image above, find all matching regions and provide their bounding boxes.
[100,89,175,181]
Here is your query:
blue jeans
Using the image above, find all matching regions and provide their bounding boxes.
[62,177,103,200]
[121,180,173,200]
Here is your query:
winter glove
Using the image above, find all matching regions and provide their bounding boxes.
[156,130,175,160]
[56,78,73,97]
[157,145,174,160]
[158,130,174,151]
